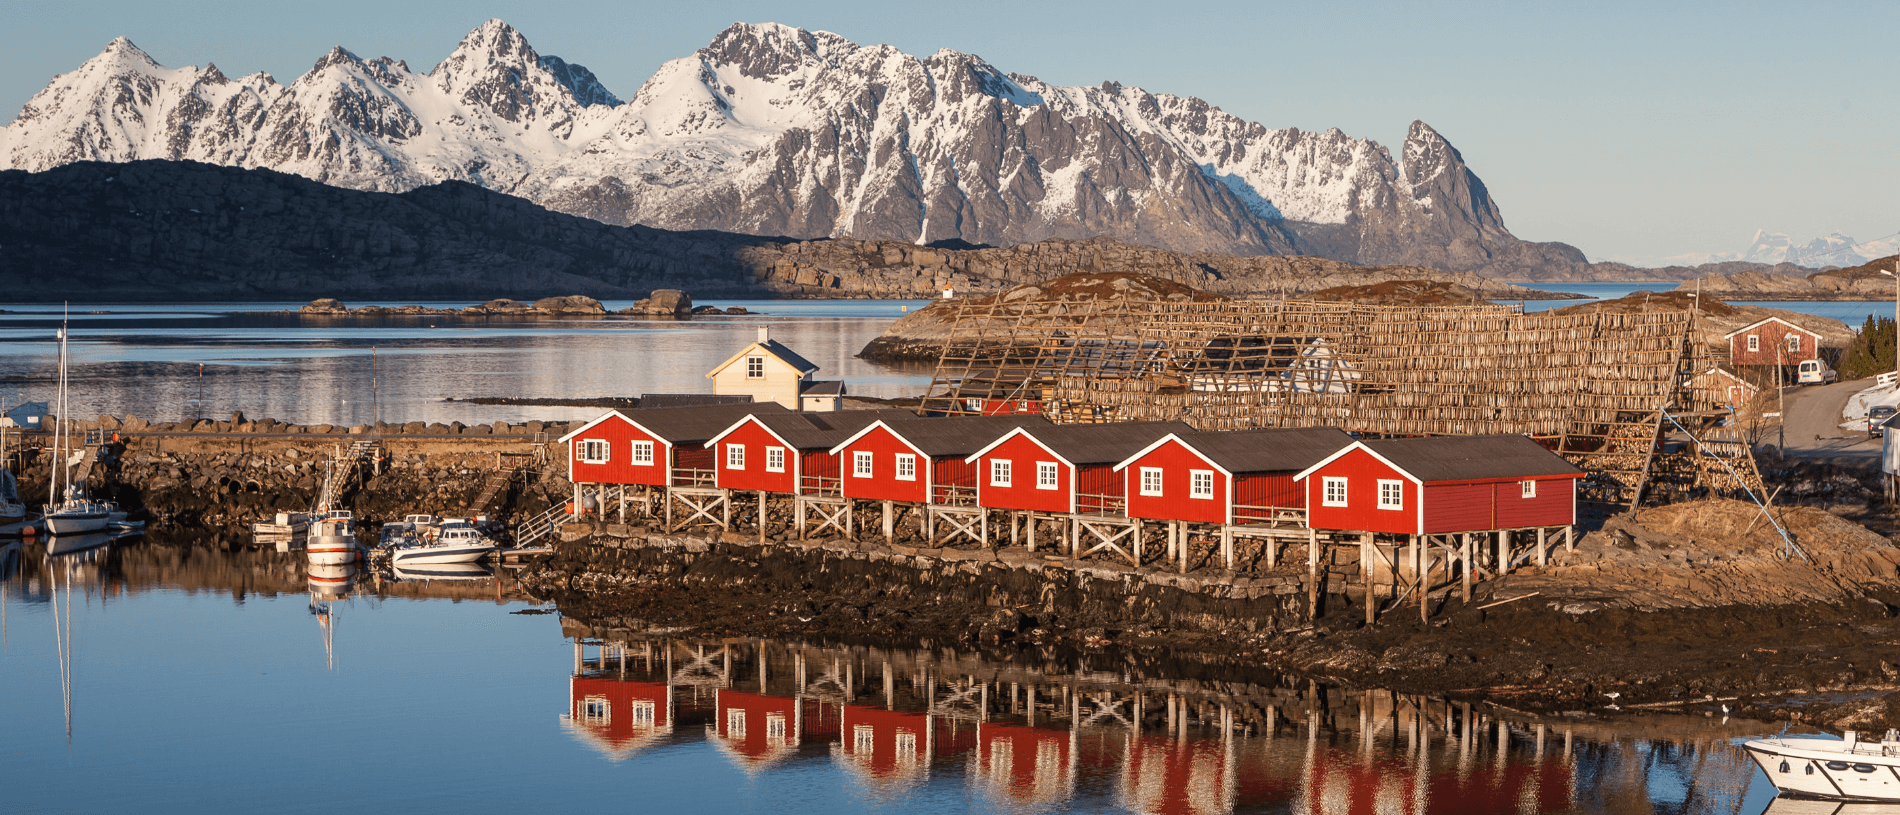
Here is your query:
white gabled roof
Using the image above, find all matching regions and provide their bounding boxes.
[557,409,672,449]
[962,426,1073,468]
[1110,433,1230,477]
[1722,316,1822,341]
[705,340,820,379]
[1291,441,1422,485]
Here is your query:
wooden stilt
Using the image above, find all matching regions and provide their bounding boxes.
[796,496,807,540]
[1221,526,1233,571]
[1267,535,1278,568]
[1307,528,1320,619]
[846,499,855,541]
[1536,527,1548,567]
[1416,535,1428,624]
[1496,529,1509,575]
[882,500,893,542]
[1461,533,1473,602]
[758,491,767,544]
[1176,522,1187,573]
[1027,513,1036,552]
[1362,533,1375,625]
[1134,522,1144,564]
[1564,525,1575,553]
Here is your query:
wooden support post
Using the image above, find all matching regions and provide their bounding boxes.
[1307,528,1320,619]
[846,499,855,541]
[1496,529,1509,575]
[1027,514,1036,552]
[1362,533,1375,625]
[796,497,807,540]
[1134,522,1144,564]
[1221,526,1233,572]
[664,488,673,530]
[1461,533,1473,603]
[882,500,893,543]
[1536,527,1548,567]
[980,510,988,548]
[1011,512,1020,547]
[1176,522,1187,574]
[758,491,767,544]
[1564,525,1575,553]
[925,507,934,545]
[1417,535,1428,624]
[1267,534,1277,568]
[722,490,731,530]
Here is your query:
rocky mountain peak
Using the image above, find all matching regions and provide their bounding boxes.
[199,62,229,85]
[702,22,849,79]
[430,18,617,122]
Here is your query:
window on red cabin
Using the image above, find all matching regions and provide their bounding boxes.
[1036,462,1058,490]
[1787,334,1801,352]
[853,725,875,752]
[631,701,655,726]
[1139,467,1163,497]
[631,440,654,466]
[1190,470,1214,499]
[853,451,874,478]
[728,708,747,737]
[766,713,788,742]
[991,459,1012,487]
[896,453,916,481]
[1377,479,1404,510]
[726,444,745,470]
[1522,479,1537,499]
[766,447,785,473]
[581,696,609,724]
[1747,335,1760,353]
[895,730,918,758]
[578,439,610,464]
[1322,477,1348,507]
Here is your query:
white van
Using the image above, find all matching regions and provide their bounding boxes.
[1797,359,1838,385]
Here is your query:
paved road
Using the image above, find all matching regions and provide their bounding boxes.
[1775,376,1883,461]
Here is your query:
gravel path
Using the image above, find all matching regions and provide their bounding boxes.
[1775,377,1882,462]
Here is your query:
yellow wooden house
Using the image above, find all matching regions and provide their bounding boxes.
[707,327,846,411]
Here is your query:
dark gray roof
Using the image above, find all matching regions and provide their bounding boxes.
[880,415,1055,457]
[638,393,753,409]
[625,402,790,445]
[757,339,819,374]
[1361,435,1583,482]
[749,409,916,450]
[1171,427,1354,473]
[1023,421,1196,465]
[799,380,846,396]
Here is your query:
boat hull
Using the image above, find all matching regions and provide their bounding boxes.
[390,544,495,565]
[45,512,110,536]
[1745,738,1900,801]
[308,535,359,564]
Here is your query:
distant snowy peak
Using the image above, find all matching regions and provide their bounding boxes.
[0,19,1549,271]
[1741,229,1895,267]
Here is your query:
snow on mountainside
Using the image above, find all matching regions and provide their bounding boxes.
[0,20,1585,274]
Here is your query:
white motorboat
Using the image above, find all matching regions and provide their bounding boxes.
[390,562,493,581]
[307,509,359,565]
[1745,730,1900,801]
[386,519,496,565]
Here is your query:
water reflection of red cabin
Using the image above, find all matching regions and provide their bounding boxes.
[836,706,937,790]
[566,677,674,761]
[1119,735,1235,815]
[1294,747,1573,815]
[973,722,1076,809]
[711,690,840,771]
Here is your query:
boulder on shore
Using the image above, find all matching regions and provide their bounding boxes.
[300,298,347,314]
[623,289,694,316]
[531,295,606,314]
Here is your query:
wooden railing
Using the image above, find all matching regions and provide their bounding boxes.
[1232,504,1306,526]
[670,468,715,488]
[1076,492,1125,516]
[799,475,842,497]
[931,485,978,507]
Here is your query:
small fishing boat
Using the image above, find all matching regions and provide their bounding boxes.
[390,562,492,581]
[385,518,496,565]
[1745,730,1900,800]
[307,509,359,565]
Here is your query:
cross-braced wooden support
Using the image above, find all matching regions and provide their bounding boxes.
[665,486,729,532]
[795,495,852,540]
[925,505,985,547]
[1070,514,1140,564]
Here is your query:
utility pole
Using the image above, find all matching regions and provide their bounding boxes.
[1777,345,1786,451]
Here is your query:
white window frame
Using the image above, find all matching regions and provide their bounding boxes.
[1746,334,1760,353]
[1322,476,1349,508]
[990,459,1012,487]
[1377,479,1404,510]
[726,444,745,470]
[581,696,610,724]
[727,708,746,737]
[630,700,656,726]
[1036,461,1059,491]
[765,713,788,741]
[578,439,610,464]
[1521,479,1537,499]
[854,724,876,752]
[745,356,765,379]
[895,453,917,481]
[630,440,654,466]
[1190,469,1215,500]
[1138,467,1164,497]
[853,450,874,478]
[1787,334,1801,352]
[765,446,785,473]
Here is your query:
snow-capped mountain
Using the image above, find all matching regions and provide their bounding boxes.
[1740,229,1898,268]
[0,20,1580,274]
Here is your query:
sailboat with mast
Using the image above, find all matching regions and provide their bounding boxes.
[42,312,109,536]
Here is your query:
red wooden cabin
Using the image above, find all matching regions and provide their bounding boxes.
[1725,317,1823,366]
[566,676,674,761]
[560,403,788,489]
[705,410,915,496]
[837,706,936,788]
[829,415,1053,505]
[1119,734,1235,815]
[965,422,1192,515]
[1294,436,1582,536]
[972,721,1075,809]
[1113,427,1353,525]
[711,689,806,771]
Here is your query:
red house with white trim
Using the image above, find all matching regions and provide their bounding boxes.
[566,676,674,761]
[1725,317,1823,367]
[965,422,1192,515]
[560,403,788,488]
[1294,435,1583,536]
[704,410,914,495]
[1113,427,1353,525]
[836,706,937,788]
[829,415,1053,505]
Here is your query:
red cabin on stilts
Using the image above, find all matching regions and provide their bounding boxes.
[1114,427,1353,525]
[1294,435,1583,536]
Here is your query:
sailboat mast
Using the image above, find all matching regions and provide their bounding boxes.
[50,317,64,506]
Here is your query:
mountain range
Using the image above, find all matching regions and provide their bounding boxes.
[1,19,1605,279]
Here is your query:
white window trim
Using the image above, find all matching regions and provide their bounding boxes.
[1521,479,1537,499]
[1138,467,1164,497]
[630,440,654,466]
[1190,469,1215,500]
[765,446,785,473]
[581,695,610,724]
[630,700,656,726]
[990,459,1012,487]
[895,453,917,481]
[1035,461,1059,491]
[578,439,610,464]
[745,356,765,379]
[853,450,874,478]
[1746,334,1760,352]
[726,444,745,470]
[1377,479,1404,510]
[1787,334,1801,352]
[1322,476,1349,508]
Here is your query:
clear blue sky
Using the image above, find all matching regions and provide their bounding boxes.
[4,0,1895,266]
